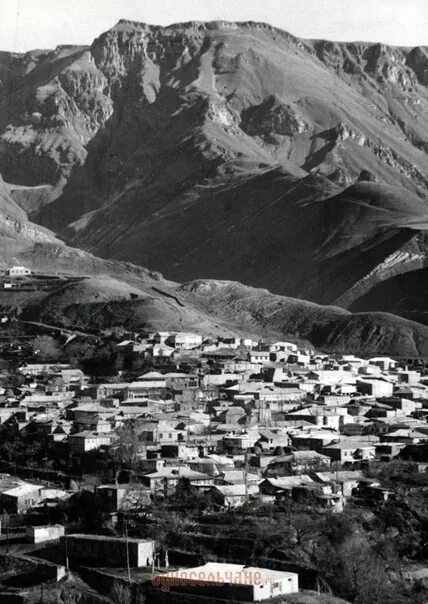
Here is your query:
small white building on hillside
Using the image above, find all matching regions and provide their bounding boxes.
[8,266,32,277]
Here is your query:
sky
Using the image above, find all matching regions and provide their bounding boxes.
[1,0,428,53]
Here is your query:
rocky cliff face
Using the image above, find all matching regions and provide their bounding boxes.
[1,20,428,313]
[0,45,112,200]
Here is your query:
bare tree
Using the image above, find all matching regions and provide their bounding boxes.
[112,423,143,473]
[337,536,392,604]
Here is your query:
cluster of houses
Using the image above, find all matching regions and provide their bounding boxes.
[0,330,427,599]
[0,333,426,513]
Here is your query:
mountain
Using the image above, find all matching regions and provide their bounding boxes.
[1,20,428,331]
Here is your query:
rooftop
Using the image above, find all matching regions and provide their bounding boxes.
[159,562,297,585]
[66,533,154,544]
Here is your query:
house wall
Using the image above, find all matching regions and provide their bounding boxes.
[322,448,349,462]
[62,536,155,567]
[0,490,41,513]
[26,525,64,543]
[138,541,156,566]
[167,574,298,601]
[69,435,110,453]
[169,582,254,601]
[357,380,393,398]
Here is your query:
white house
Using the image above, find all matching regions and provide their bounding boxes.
[26,524,65,544]
[68,431,112,453]
[357,378,394,398]
[250,350,270,364]
[270,341,298,353]
[155,563,298,600]
[369,357,398,372]
[168,332,203,349]
[8,266,32,277]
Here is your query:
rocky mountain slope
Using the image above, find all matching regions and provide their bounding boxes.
[0,20,428,342]
[1,20,428,308]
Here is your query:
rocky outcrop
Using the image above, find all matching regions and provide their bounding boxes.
[241,96,309,138]
[406,47,428,86]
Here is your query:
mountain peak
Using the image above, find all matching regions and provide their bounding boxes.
[107,18,295,38]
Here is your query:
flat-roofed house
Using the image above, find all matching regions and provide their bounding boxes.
[95,484,151,513]
[26,524,65,544]
[61,534,155,567]
[285,407,342,431]
[68,431,113,453]
[155,562,298,600]
[357,378,394,398]
[127,373,167,400]
[369,357,398,371]
[8,266,32,277]
[222,430,261,454]
[167,332,203,349]
[164,372,199,392]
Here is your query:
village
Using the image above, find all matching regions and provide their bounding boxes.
[0,322,425,603]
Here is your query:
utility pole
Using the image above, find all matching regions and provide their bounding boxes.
[125,517,131,583]
[244,452,249,505]
[65,534,69,572]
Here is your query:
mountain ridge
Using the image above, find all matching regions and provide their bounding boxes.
[0,19,428,338]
